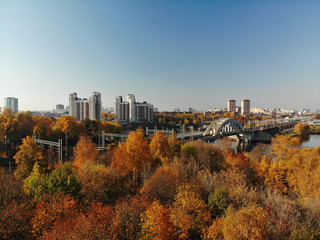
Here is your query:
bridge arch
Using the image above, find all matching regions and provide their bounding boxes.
[203,118,245,139]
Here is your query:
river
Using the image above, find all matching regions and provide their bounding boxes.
[222,134,320,153]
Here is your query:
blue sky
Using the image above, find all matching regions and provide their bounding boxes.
[0,0,319,111]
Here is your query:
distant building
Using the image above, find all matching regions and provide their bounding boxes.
[227,99,236,112]
[174,108,180,113]
[241,99,250,116]
[56,104,64,110]
[69,92,101,121]
[52,104,68,115]
[114,94,153,122]
[89,92,101,121]
[4,97,18,113]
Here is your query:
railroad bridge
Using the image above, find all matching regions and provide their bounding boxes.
[201,117,308,143]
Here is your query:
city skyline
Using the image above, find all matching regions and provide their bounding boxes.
[1,0,319,111]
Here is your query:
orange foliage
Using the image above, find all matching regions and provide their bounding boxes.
[141,163,186,204]
[111,129,153,188]
[110,195,147,240]
[73,135,98,168]
[41,202,113,240]
[31,194,79,238]
[226,152,250,170]
[204,218,224,240]
[140,201,177,240]
[294,122,310,136]
[150,131,170,163]
[170,183,211,239]
[222,205,268,240]
[270,135,301,161]
[55,115,85,139]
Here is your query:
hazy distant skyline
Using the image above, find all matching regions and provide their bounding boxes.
[1,0,319,111]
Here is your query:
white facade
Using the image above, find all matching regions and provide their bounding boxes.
[227,99,236,112]
[114,94,153,122]
[241,99,250,116]
[69,92,101,121]
[89,92,102,121]
[4,97,18,113]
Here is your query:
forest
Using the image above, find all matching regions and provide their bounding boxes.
[0,108,320,239]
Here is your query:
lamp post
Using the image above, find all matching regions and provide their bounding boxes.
[65,132,68,157]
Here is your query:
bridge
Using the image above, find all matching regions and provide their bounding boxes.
[200,117,311,142]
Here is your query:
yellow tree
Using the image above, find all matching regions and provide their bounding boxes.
[55,115,85,140]
[222,205,268,240]
[150,131,170,163]
[73,135,98,169]
[111,129,153,188]
[270,135,301,161]
[294,122,310,136]
[170,184,211,239]
[0,108,17,147]
[14,136,47,180]
[99,120,122,133]
[33,116,55,140]
[168,131,181,158]
[140,201,177,240]
[286,146,320,199]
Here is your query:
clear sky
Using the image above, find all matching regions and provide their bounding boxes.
[0,0,319,112]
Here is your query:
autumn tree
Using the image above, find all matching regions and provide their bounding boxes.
[259,135,301,194]
[294,122,310,136]
[31,194,79,238]
[33,116,55,140]
[262,189,301,239]
[41,202,114,240]
[76,161,119,203]
[0,108,17,153]
[111,129,153,189]
[270,135,301,161]
[140,201,177,240]
[286,146,320,199]
[73,135,98,169]
[0,199,34,239]
[14,136,47,180]
[170,183,211,239]
[168,131,181,157]
[150,131,170,163]
[12,111,34,145]
[110,195,147,240]
[100,120,122,133]
[222,205,268,240]
[55,115,85,141]
[313,113,320,120]
[141,163,186,204]
[0,168,33,239]
[181,142,225,175]
[213,168,260,209]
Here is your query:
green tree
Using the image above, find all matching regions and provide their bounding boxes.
[208,186,229,216]
[24,162,82,200]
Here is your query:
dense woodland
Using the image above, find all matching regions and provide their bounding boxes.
[1,108,320,239]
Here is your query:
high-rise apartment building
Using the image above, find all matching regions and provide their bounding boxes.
[241,99,250,116]
[69,92,101,121]
[227,99,236,112]
[89,92,101,121]
[4,97,18,113]
[114,94,153,122]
